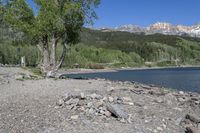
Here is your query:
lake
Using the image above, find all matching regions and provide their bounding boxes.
[64,67,200,93]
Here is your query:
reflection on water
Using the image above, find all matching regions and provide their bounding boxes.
[65,67,200,93]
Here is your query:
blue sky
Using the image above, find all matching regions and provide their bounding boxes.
[27,0,200,28]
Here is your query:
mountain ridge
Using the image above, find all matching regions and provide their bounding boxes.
[95,22,200,37]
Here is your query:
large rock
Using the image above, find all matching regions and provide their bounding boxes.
[89,93,103,100]
[65,98,79,105]
[15,74,25,80]
[105,104,129,119]
[186,127,200,133]
[186,114,200,123]
[63,92,85,101]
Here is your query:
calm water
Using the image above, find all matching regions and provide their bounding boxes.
[64,67,200,93]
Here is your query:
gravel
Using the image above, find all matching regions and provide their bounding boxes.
[0,67,200,133]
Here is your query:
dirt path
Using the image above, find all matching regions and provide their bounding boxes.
[0,67,200,133]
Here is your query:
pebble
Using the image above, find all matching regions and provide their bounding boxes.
[90,93,102,100]
[154,98,164,103]
[198,123,200,129]
[104,111,112,117]
[194,101,200,105]
[57,99,64,106]
[122,97,132,102]
[63,93,71,101]
[157,127,163,131]
[162,124,167,129]
[80,93,85,99]
[88,108,95,114]
[87,102,93,108]
[179,91,184,95]
[99,110,105,115]
[127,102,134,105]
[70,115,79,120]
[178,97,187,102]
[102,97,108,101]
[143,106,148,110]
[108,97,114,102]
[77,100,86,106]
[153,129,158,133]
[94,101,103,108]
[119,118,126,123]
[173,107,183,112]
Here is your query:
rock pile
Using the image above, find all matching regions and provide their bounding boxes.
[55,81,200,132]
[56,91,133,123]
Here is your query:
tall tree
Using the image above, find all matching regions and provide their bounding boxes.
[1,0,100,76]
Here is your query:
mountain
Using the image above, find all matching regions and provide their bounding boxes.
[97,22,200,37]
[115,24,146,33]
[80,28,200,64]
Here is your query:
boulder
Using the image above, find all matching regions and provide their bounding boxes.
[105,104,129,119]
[186,114,200,123]
[186,127,200,133]
[15,74,24,80]
[65,98,79,105]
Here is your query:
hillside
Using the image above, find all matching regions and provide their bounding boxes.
[80,28,200,65]
[1,27,200,68]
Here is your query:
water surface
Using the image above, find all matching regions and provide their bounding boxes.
[64,67,200,93]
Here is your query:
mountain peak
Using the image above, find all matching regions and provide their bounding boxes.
[109,22,200,37]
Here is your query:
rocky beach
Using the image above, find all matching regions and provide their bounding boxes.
[0,67,200,133]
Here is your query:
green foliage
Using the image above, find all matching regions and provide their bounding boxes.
[156,60,176,67]
[4,0,34,33]
[29,67,43,76]
[1,28,200,68]
[63,44,143,68]
[0,43,39,66]
[1,0,100,74]
[2,0,100,44]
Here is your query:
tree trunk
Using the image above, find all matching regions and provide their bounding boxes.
[42,42,51,73]
[38,36,68,78]
[50,36,58,68]
[56,42,67,70]
[37,44,43,68]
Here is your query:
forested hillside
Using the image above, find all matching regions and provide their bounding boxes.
[1,27,200,68]
[81,28,200,64]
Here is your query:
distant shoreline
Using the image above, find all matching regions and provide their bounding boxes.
[59,65,200,74]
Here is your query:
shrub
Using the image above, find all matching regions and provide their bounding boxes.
[88,63,104,69]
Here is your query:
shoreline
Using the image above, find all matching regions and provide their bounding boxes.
[59,65,200,74]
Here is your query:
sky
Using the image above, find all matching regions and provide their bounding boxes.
[27,0,200,28]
